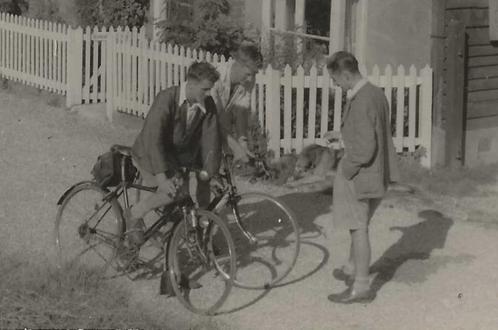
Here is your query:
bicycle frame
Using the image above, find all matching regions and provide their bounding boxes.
[207,154,257,244]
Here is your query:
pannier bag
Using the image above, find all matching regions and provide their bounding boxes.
[91,148,137,188]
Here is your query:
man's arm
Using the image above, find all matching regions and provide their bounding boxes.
[201,97,222,177]
[341,97,377,180]
[142,90,178,175]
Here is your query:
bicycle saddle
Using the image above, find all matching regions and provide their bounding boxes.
[111,144,132,157]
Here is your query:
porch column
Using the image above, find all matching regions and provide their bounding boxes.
[261,0,272,56]
[329,0,346,54]
[150,0,167,41]
[295,0,305,55]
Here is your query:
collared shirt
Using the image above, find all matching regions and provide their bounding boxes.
[179,82,206,127]
[347,77,369,100]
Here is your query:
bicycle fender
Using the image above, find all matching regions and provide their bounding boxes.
[56,181,95,205]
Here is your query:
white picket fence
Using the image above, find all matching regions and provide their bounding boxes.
[0,13,433,167]
[252,64,433,167]
[0,13,68,94]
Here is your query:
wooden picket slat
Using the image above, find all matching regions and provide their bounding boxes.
[257,72,264,126]
[295,66,305,152]
[148,40,154,107]
[167,43,173,87]
[320,67,330,138]
[333,85,342,132]
[384,65,393,122]
[283,65,292,152]
[408,65,417,151]
[395,65,406,152]
[308,65,317,141]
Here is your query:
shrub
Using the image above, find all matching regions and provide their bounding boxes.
[74,0,148,28]
[157,0,258,58]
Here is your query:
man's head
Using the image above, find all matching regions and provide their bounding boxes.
[326,51,362,91]
[231,42,263,88]
[186,62,220,103]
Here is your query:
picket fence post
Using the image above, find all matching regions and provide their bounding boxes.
[66,27,83,108]
[106,27,116,122]
[420,65,433,168]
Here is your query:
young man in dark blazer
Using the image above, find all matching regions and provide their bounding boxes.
[326,52,400,304]
[126,62,222,248]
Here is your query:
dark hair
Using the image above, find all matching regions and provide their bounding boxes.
[187,62,220,83]
[233,42,264,70]
[326,51,360,74]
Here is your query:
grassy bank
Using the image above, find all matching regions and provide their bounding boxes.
[0,254,164,329]
[399,159,498,197]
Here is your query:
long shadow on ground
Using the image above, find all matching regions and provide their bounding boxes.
[370,209,456,294]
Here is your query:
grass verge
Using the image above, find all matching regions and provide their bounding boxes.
[0,254,164,329]
[399,159,498,197]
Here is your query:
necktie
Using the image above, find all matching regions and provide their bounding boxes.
[186,104,198,129]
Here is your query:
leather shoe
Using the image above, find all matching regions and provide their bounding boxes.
[333,268,354,286]
[327,287,375,304]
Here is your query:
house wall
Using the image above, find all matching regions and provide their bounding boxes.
[364,0,432,69]
[444,0,498,167]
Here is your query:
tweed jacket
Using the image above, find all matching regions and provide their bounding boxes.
[211,60,252,140]
[341,81,400,199]
[131,86,221,178]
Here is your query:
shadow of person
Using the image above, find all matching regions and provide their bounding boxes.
[279,190,333,237]
[369,209,454,294]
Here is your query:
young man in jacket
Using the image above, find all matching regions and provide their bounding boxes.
[126,62,222,250]
[211,42,263,162]
[326,52,400,304]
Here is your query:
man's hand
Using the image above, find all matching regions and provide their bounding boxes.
[324,130,341,143]
[155,172,177,197]
[227,135,254,163]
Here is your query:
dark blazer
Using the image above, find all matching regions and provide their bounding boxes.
[131,86,221,178]
[341,82,400,199]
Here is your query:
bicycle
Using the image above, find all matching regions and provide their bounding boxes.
[206,153,301,290]
[55,145,237,315]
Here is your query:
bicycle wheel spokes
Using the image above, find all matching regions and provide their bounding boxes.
[168,210,236,315]
[220,192,300,289]
[55,183,122,277]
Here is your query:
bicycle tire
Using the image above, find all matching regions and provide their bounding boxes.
[55,181,124,277]
[217,192,300,289]
[167,209,236,315]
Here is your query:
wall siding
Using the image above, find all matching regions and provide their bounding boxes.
[446,1,498,123]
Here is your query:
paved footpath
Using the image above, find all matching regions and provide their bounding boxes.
[1,87,497,330]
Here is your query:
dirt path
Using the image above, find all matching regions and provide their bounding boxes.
[1,86,497,330]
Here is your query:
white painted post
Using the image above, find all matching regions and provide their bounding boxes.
[321,66,330,139]
[308,64,318,143]
[408,65,417,152]
[283,65,293,153]
[295,0,305,56]
[268,66,282,158]
[395,65,406,152]
[261,0,272,56]
[295,66,305,152]
[106,27,116,122]
[257,71,264,126]
[66,27,83,108]
[384,64,393,121]
[420,65,433,168]
[150,0,166,41]
[329,0,346,55]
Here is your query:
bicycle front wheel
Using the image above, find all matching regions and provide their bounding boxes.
[218,192,300,289]
[167,209,236,315]
[55,182,123,277]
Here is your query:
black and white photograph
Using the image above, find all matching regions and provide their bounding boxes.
[0,0,497,329]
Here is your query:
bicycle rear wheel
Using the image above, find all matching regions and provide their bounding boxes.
[217,192,300,289]
[167,209,236,315]
[55,182,123,277]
